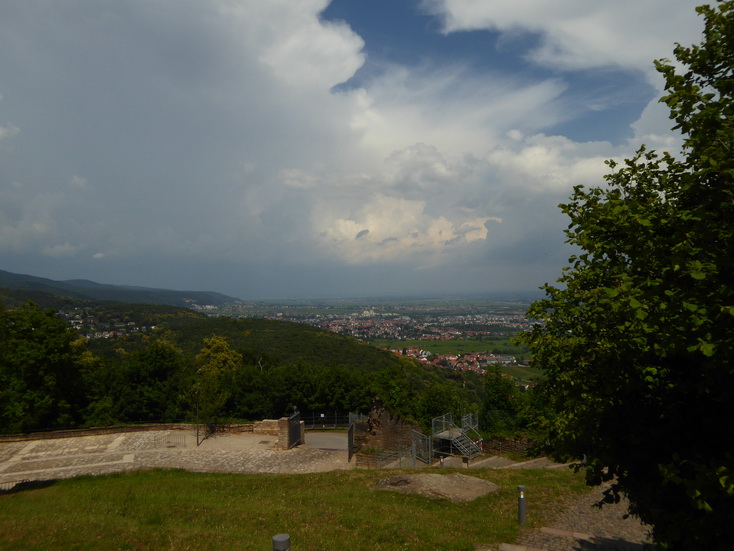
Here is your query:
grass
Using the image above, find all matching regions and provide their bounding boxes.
[499,363,543,382]
[0,468,588,550]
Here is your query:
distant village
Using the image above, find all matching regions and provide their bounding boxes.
[56,309,156,340]
[388,347,517,376]
[260,303,530,374]
[56,299,531,375]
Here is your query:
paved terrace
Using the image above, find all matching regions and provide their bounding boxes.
[0,430,350,485]
[0,430,653,550]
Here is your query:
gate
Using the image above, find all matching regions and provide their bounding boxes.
[412,430,432,464]
[347,422,355,462]
[287,410,302,449]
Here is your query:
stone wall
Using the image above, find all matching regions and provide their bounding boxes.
[354,406,420,452]
[253,419,280,436]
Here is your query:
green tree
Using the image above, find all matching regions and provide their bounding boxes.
[194,335,242,426]
[416,382,461,423]
[0,301,85,432]
[481,367,519,435]
[118,339,190,422]
[520,2,734,548]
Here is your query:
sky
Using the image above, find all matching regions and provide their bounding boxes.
[0,0,705,299]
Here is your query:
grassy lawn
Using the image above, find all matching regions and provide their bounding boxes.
[0,468,587,550]
[500,364,544,381]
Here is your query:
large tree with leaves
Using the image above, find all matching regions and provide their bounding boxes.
[520,2,734,548]
[193,335,242,427]
[0,301,86,432]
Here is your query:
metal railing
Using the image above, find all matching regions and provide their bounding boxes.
[432,412,483,458]
[302,411,366,430]
[432,413,455,437]
[412,430,432,465]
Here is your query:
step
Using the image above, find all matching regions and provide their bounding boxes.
[499,457,560,469]
[498,544,549,551]
[469,455,517,468]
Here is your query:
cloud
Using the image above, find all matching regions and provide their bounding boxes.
[255,0,365,88]
[42,242,82,258]
[0,0,703,296]
[70,175,88,189]
[350,64,569,158]
[315,192,495,265]
[421,0,703,80]
[0,123,19,141]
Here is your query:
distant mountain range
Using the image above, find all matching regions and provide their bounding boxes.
[0,269,241,308]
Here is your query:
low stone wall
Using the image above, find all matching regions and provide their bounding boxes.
[0,424,191,443]
[483,436,535,456]
[0,420,304,447]
[253,419,280,436]
[217,424,254,434]
[221,418,304,448]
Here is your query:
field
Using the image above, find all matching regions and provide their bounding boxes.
[371,338,528,356]
[0,468,586,550]
[499,363,544,381]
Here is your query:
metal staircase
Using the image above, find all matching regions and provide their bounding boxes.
[432,413,483,458]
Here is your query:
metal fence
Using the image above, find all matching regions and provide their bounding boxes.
[287,410,302,449]
[355,447,411,468]
[302,411,365,430]
[432,413,455,436]
[412,430,432,465]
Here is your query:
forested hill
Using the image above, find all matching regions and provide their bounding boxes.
[0,285,416,374]
[1,294,487,434]
[150,316,406,373]
[0,269,240,307]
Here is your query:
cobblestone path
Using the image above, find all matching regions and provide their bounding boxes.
[500,483,654,551]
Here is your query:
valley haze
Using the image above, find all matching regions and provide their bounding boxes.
[0,268,540,306]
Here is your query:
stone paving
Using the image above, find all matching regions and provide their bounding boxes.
[0,429,352,490]
[501,483,654,551]
[0,430,655,550]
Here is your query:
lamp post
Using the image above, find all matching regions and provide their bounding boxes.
[195,390,200,446]
[518,485,526,525]
[272,534,290,550]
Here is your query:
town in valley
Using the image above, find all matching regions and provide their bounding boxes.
[57,295,538,379]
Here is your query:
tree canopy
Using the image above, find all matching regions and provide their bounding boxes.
[0,295,488,435]
[520,2,734,548]
[0,301,85,431]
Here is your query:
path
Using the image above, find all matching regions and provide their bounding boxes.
[499,483,653,551]
[442,455,654,551]
[0,429,351,489]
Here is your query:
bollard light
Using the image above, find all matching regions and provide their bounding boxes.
[272,533,290,551]
[518,485,526,525]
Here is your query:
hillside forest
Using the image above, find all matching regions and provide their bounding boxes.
[0,297,538,437]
